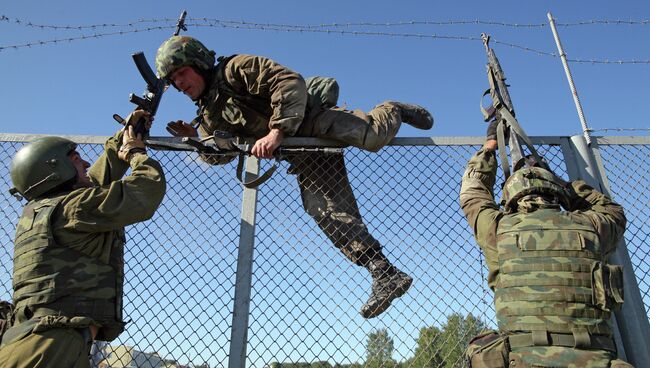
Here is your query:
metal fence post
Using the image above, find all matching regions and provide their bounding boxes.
[565,134,650,365]
[228,156,260,368]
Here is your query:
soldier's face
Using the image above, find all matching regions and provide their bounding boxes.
[170,66,206,101]
[69,151,92,188]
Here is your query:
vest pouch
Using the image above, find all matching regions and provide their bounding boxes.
[591,261,624,312]
[0,301,15,343]
[610,358,634,368]
[465,330,509,368]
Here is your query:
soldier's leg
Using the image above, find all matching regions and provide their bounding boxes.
[0,327,90,368]
[300,102,433,152]
[291,153,412,318]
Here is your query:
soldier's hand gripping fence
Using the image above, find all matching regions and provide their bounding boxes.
[146,131,343,188]
[113,10,188,136]
[480,33,545,181]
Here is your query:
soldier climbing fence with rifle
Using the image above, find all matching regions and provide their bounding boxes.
[461,34,633,368]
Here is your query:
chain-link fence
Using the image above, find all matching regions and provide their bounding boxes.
[0,135,647,368]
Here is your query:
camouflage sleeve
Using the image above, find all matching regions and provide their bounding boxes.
[567,180,626,255]
[459,148,502,281]
[86,130,130,186]
[225,54,307,136]
[60,152,166,232]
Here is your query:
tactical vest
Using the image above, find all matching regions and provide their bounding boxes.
[495,208,621,337]
[197,55,275,139]
[12,196,126,341]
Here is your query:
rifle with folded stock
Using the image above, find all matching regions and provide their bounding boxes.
[146,130,343,188]
[114,10,187,135]
[480,33,545,180]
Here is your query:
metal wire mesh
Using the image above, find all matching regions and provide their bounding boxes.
[597,143,650,318]
[0,136,647,368]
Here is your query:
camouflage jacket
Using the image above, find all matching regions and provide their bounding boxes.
[14,130,165,340]
[459,148,626,290]
[194,54,307,140]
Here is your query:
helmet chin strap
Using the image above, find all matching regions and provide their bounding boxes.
[22,173,61,199]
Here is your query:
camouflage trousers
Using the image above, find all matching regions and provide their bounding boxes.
[0,327,91,368]
[287,152,386,267]
[298,101,403,152]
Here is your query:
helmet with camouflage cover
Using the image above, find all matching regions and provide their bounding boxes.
[501,166,570,211]
[10,137,78,201]
[155,35,216,80]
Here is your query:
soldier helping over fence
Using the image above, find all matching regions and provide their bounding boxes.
[154,35,433,318]
[0,111,166,368]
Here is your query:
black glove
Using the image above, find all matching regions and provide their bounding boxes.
[486,119,499,141]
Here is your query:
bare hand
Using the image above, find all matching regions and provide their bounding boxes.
[483,139,498,151]
[251,129,284,159]
[166,120,198,137]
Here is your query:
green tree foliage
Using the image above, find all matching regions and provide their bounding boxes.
[365,328,397,368]
[410,326,444,368]
[267,314,488,368]
[411,313,488,368]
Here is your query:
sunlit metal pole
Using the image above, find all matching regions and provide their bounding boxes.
[547,12,592,145]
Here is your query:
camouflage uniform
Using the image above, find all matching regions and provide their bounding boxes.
[0,131,166,368]
[156,36,431,317]
[192,54,402,267]
[459,148,632,368]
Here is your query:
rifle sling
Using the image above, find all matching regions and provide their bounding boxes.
[236,153,278,188]
[495,106,545,180]
[497,120,510,180]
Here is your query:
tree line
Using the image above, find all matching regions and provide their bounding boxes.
[268,313,488,368]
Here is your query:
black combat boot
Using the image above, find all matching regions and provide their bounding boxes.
[388,101,434,130]
[360,259,413,319]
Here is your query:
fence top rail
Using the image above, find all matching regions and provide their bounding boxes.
[0,133,647,147]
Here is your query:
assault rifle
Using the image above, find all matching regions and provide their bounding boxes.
[114,10,187,135]
[146,131,343,188]
[480,33,546,180]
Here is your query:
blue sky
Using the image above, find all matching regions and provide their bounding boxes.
[1,2,649,366]
[1,0,649,139]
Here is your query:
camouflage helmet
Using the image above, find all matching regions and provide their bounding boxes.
[501,167,570,210]
[155,35,216,80]
[10,136,78,201]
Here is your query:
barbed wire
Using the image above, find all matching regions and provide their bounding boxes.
[0,26,175,50]
[0,15,177,30]
[1,15,649,64]
[189,17,650,29]
[588,127,650,133]
[3,15,649,31]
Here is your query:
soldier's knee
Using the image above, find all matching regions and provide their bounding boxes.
[360,137,386,152]
[302,193,327,220]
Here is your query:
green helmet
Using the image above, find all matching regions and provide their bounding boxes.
[10,136,78,201]
[155,35,216,80]
[501,167,570,210]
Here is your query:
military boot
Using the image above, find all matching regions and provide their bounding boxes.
[389,101,434,130]
[360,260,413,319]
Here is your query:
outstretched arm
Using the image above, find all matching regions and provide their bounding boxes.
[567,180,626,255]
[459,139,502,288]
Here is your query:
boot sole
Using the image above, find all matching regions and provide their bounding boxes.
[360,275,413,319]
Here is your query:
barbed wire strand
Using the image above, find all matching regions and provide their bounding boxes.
[1,17,649,64]
[0,15,177,30]
[588,127,650,133]
[3,15,650,30]
[0,26,175,50]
